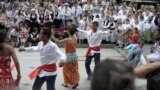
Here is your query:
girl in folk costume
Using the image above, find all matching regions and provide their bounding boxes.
[44,10,52,28]
[126,42,147,68]
[0,30,21,90]
[30,8,38,33]
[125,27,139,54]
[130,27,139,44]
[9,27,20,47]
[52,25,80,89]
[143,17,154,43]
[19,22,28,47]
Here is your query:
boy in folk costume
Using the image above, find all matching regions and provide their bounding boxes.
[77,21,112,80]
[19,27,66,90]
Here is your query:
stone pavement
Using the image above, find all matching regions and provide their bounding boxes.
[11,48,147,90]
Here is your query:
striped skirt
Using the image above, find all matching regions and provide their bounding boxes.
[63,61,80,85]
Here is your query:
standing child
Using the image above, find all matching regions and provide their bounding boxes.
[20,23,29,47]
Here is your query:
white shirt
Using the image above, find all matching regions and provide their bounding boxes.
[77,28,110,54]
[79,19,86,30]
[144,22,154,32]
[71,6,82,16]
[25,40,66,77]
[61,7,72,20]
[82,0,87,3]
[9,29,20,38]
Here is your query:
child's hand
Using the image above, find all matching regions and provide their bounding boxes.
[14,74,21,86]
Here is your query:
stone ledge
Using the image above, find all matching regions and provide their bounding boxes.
[114,46,128,59]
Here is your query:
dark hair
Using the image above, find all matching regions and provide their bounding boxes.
[0,30,7,51]
[133,27,139,34]
[0,30,7,44]
[92,21,99,27]
[68,27,77,36]
[41,27,51,38]
[91,59,134,90]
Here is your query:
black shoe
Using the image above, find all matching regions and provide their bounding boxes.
[61,83,68,88]
[72,83,79,89]
[115,44,119,46]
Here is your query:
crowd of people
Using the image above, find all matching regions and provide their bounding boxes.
[0,0,159,47]
[0,0,160,90]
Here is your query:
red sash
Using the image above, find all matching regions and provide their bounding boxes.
[86,46,100,57]
[29,64,57,80]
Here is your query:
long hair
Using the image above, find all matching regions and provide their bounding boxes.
[0,30,7,51]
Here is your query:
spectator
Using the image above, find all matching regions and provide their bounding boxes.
[91,59,134,90]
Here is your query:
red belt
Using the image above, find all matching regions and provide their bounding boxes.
[86,46,100,57]
[29,64,57,80]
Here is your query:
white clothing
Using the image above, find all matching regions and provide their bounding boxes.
[122,24,131,30]
[25,40,66,77]
[9,29,20,38]
[147,52,160,62]
[147,45,160,62]
[71,6,82,17]
[138,21,145,31]
[61,7,72,20]
[77,28,110,54]
[143,22,154,32]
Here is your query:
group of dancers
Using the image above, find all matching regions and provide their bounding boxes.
[0,21,111,90]
[0,21,160,90]
[0,0,160,90]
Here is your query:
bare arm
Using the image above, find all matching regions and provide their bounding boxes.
[51,32,69,44]
[10,46,21,78]
[134,62,160,78]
